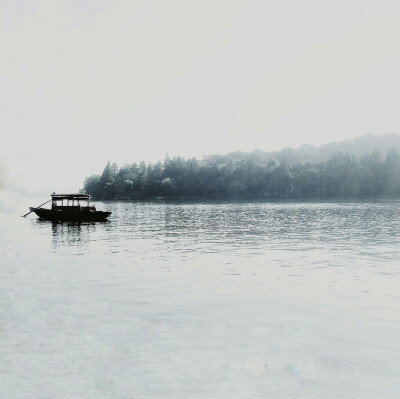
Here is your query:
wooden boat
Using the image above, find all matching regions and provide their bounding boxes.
[29,193,111,222]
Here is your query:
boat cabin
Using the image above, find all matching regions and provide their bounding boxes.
[51,193,95,212]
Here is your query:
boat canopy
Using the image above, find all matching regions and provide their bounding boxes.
[51,193,91,201]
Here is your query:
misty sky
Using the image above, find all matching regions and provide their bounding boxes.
[1,0,400,193]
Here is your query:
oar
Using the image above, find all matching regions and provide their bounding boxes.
[22,199,52,217]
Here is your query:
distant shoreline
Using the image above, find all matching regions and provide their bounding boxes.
[83,134,400,202]
[94,196,400,203]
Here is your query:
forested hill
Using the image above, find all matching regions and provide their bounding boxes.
[209,133,400,165]
[83,134,400,200]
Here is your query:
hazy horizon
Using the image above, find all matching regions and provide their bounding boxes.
[2,132,400,196]
[2,1,400,194]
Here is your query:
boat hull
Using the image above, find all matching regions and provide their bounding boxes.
[30,207,111,222]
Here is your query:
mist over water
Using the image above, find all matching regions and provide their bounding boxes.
[1,199,400,398]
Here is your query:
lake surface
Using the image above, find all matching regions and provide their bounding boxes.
[1,195,400,398]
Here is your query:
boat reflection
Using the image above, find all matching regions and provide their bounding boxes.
[51,221,97,248]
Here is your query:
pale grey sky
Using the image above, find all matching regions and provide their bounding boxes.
[1,0,400,193]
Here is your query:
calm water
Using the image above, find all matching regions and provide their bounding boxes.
[1,195,400,398]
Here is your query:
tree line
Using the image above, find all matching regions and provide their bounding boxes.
[83,149,400,200]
